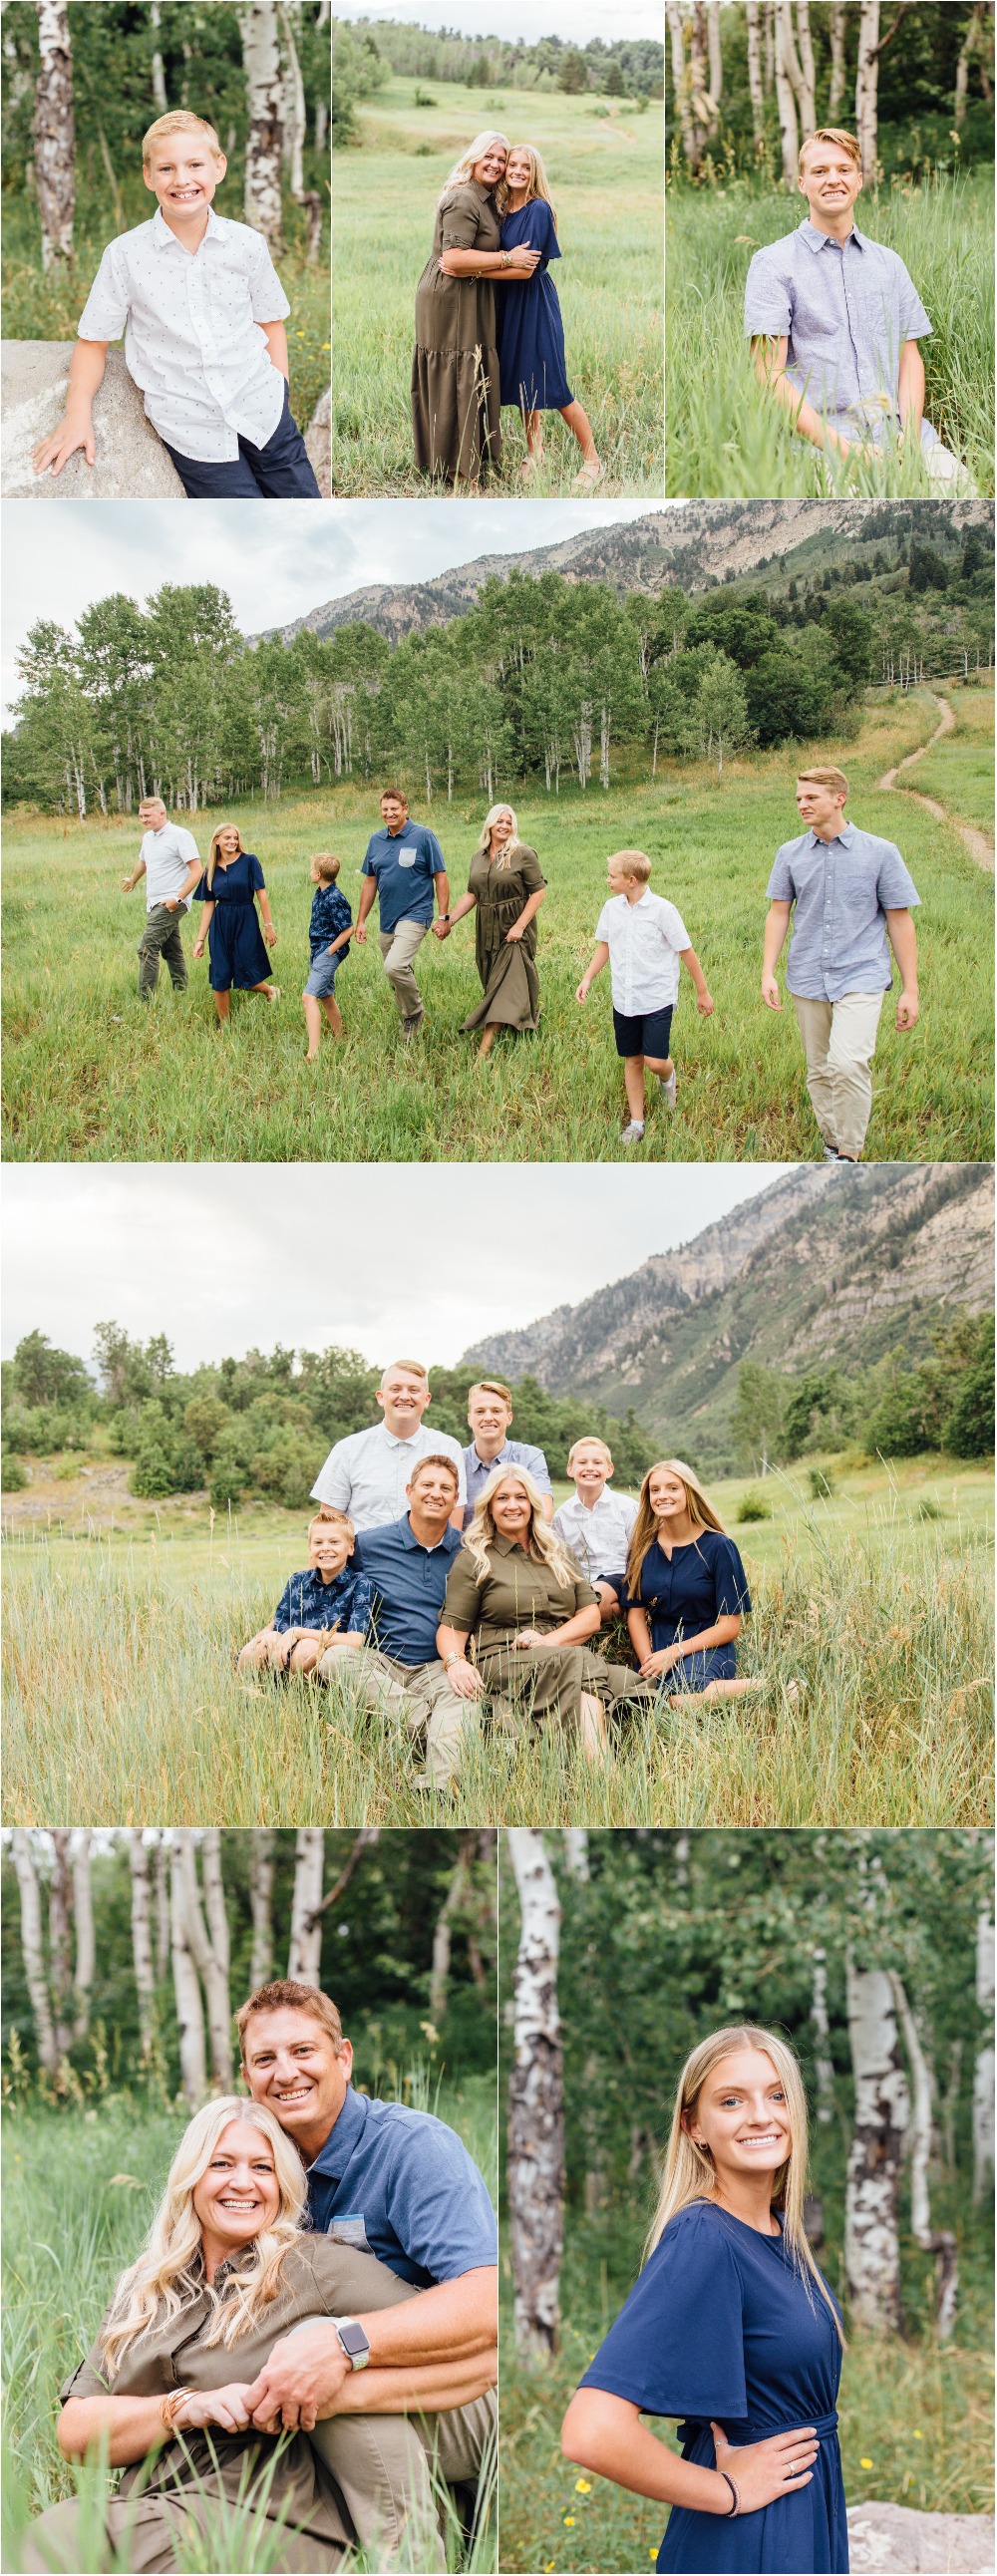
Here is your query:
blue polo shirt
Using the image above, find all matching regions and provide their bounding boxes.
[351,1513,463,1665]
[306,2084,498,2285]
[361,821,444,932]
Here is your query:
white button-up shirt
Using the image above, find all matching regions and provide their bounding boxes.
[139,822,200,912]
[311,1422,468,1530]
[77,206,289,462]
[595,889,691,1013]
[553,1487,638,1583]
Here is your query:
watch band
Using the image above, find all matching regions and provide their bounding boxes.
[332,2315,371,2371]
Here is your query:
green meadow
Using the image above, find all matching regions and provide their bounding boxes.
[332,80,663,496]
[2,689,992,1163]
[4,1450,992,1830]
[666,170,995,499]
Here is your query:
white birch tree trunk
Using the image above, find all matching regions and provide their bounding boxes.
[178,1831,231,2090]
[774,4,801,185]
[707,2,723,116]
[71,1830,95,2041]
[278,1,305,193]
[827,4,848,116]
[34,0,75,267]
[855,1,881,184]
[154,1832,171,1987]
[811,1948,835,2122]
[169,1835,206,2110]
[843,1954,905,2330]
[763,0,776,91]
[891,1975,958,2339]
[665,2,697,169]
[972,1905,995,2205]
[745,1,767,154]
[240,4,285,254]
[794,2,817,134]
[129,1830,158,2057]
[507,1830,563,2360]
[150,0,168,114]
[249,1830,275,1990]
[561,1829,589,1881]
[288,1829,325,1980]
[10,1830,58,2074]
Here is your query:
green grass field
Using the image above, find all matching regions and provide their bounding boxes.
[4,1450,992,1830]
[333,80,663,496]
[2,690,992,1162]
[2,2081,497,2574]
[907,684,997,832]
[666,170,995,499]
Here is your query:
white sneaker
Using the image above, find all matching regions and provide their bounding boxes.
[659,1069,677,1109]
[621,1120,645,1144]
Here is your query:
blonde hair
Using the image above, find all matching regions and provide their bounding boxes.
[440,133,509,207]
[644,2025,844,2344]
[566,1436,613,1473]
[237,1979,345,2060]
[625,1457,726,1605]
[608,849,653,885]
[308,1507,354,1543]
[100,2098,306,2379]
[799,127,861,174]
[143,110,222,167]
[311,852,341,882]
[206,823,247,889]
[463,1462,578,1589]
[469,1381,514,1411]
[506,144,557,231]
[798,766,849,797]
[379,1359,429,1391]
[477,805,522,872]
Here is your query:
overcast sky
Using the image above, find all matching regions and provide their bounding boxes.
[0,497,675,722]
[336,4,663,43]
[2,1165,790,1376]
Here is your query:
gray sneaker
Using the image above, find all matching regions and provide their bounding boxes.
[621,1120,645,1144]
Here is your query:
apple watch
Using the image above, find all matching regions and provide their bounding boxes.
[332,2316,370,2371]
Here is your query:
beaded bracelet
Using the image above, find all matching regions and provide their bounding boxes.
[721,2472,741,2517]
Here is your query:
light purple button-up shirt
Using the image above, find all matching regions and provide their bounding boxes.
[766,820,920,1000]
[744,219,935,447]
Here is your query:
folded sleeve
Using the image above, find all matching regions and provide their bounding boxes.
[875,842,920,909]
[442,1550,486,1631]
[191,871,210,904]
[78,242,130,341]
[271,1577,295,1634]
[713,1537,752,1620]
[311,1442,353,1508]
[347,1575,378,1637]
[518,846,546,893]
[382,2120,498,2279]
[440,186,487,252]
[247,231,291,321]
[894,256,931,340]
[527,1443,552,1496]
[361,844,379,878]
[594,900,615,943]
[60,2313,115,2406]
[578,2206,746,2419]
[531,200,560,266]
[248,854,265,891]
[661,901,691,952]
[766,843,797,900]
[743,245,791,338]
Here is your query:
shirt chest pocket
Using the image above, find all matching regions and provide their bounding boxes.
[397,847,419,868]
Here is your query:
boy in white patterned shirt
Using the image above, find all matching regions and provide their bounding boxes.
[552,1439,638,1626]
[32,111,319,498]
[576,849,714,1144]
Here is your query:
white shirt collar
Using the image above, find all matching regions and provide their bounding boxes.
[152,201,222,253]
[380,1424,421,1449]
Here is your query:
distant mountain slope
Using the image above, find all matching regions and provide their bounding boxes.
[259,499,992,644]
[462,1164,994,1468]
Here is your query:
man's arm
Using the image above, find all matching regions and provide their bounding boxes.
[761,900,793,1009]
[884,907,919,1029]
[261,317,289,379]
[244,2268,498,2431]
[896,339,925,440]
[751,337,859,460]
[433,866,451,917]
[123,854,148,894]
[354,877,378,943]
[164,853,202,914]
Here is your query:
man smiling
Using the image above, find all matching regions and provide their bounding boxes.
[239,1979,498,2551]
[311,1361,466,1531]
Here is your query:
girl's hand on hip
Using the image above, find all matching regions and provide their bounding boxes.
[710,2421,819,2514]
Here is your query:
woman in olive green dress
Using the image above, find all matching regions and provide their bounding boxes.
[23,2097,495,2574]
[434,803,546,1059]
[412,133,541,484]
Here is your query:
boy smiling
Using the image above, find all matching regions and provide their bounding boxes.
[32,109,319,497]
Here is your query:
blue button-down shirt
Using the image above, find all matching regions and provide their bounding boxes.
[309,881,353,962]
[461,1438,552,1523]
[766,821,919,1001]
[361,822,445,932]
[271,1564,376,1637]
[306,2084,498,2285]
[351,1514,463,1665]
[744,220,934,445]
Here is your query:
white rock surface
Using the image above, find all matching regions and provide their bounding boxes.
[2,341,185,496]
[846,2502,996,2573]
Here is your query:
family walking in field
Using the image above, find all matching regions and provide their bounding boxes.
[412,130,601,488]
[124,765,920,1163]
[24,1979,498,2573]
[236,1360,764,1793]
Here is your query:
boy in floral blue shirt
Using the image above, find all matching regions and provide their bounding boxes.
[303,853,354,1061]
[237,1510,375,1677]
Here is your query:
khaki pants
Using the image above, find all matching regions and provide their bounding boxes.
[138,903,187,1000]
[318,1640,479,1787]
[924,438,978,496]
[310,2388,496,2565]
[792,988,884,1159]
[379,917,429,1024]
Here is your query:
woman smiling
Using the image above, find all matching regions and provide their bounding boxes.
[624,1460,763,1705]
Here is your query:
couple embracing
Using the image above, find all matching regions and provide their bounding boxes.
[412,131,600,487]
[25,1981,497,2575]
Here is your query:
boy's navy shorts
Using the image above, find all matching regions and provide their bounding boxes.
[304,948,344,999]
[162,383,321,498]
[612,1004,674,1060]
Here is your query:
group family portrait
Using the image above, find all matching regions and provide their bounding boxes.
[2,1826,498,2573]
[1,1,331,499]
[332,14,664,496]
[665,0,995,500]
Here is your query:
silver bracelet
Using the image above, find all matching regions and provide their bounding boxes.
[721,2471,740,2517]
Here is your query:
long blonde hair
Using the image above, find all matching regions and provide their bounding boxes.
[206,823,247,889]
[506,143,558,232]
[644,2025,843,2343]
[625,1456,726,1606]
[100,2097,307,2378]
[440,132,508,207]
[462,1462,578,1589]
[477,803,522,872]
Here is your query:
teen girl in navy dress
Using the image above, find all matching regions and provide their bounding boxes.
[562,2026,848,2574]
[497,147,601,486]
[191,823,278,1024]
[623,1460,765,1706]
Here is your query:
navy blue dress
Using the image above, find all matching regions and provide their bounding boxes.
[579,2201,847,2572]
[497,199,573,412]
[192,851,271,991]
[624,1531,751,1690]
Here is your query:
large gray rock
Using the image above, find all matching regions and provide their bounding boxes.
[305,383,330,497]
[846,2503,996,2573]
[2,340,185,496]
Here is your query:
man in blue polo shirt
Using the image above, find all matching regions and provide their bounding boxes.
[317,1452,481,1789]
[354,788,449,1041]
[239,1976,498,2551]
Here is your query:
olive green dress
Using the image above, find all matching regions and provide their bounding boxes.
[443,1533,652,1738]
[461,842,545,1034]
[412,181,502,482]
[24,2236,419,2575]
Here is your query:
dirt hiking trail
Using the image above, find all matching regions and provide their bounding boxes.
[876,691,994,871]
